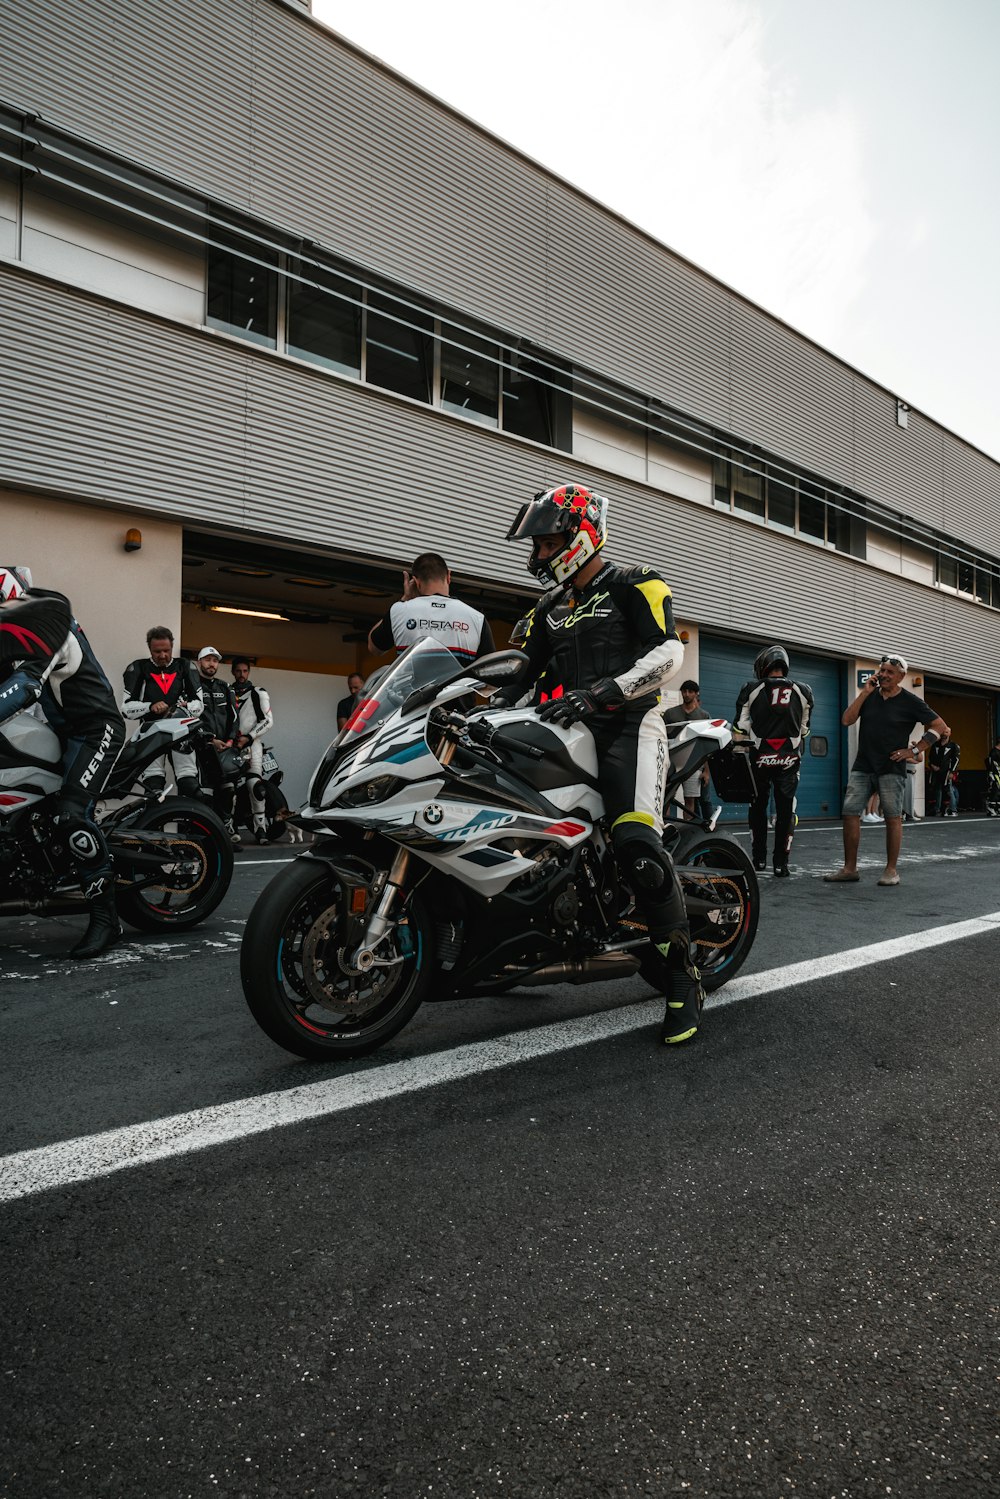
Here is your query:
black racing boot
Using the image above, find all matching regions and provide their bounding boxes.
[752,848,767,872]
[70,879,122,960]
[773,863,790,878]
[654,931,704,1045]
[661,969,703,1044]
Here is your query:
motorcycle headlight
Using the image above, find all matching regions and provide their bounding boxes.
[339,774,403,808]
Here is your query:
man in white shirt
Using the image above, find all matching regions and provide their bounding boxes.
[368,552,495,663]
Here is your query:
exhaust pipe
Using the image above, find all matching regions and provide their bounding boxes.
[501,951,642,987]
[0,895,85,916]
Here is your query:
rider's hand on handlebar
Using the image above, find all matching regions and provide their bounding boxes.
[538,678,624,727]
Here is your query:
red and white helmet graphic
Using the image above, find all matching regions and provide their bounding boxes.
[505,484,609,588]
[0,565,33,604]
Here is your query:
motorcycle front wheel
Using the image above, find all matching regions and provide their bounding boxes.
[241,857,433,1060]
[113,797,235,931]
[640,832,760,994]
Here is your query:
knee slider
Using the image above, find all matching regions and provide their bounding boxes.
[54,810,106,870]
[613,822,668,891]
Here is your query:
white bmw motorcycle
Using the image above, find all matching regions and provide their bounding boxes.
[241,639,759,1059]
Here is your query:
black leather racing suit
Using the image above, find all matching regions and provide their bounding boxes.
[0,588,125,897]
[122,653,203,795]
[197,671,240,821]
[513,559,689,969]
[735,673,814,868]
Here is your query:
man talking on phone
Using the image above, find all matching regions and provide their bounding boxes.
[367,552,495,662]
[824,653,948,888]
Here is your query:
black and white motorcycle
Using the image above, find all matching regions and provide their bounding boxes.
[0,713,234,932]
[241,639,759,1060]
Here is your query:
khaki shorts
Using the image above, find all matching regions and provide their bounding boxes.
[843,771,905,819]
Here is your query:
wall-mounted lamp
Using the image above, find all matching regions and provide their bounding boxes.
[124,528,142,552]
[679,629,691,643]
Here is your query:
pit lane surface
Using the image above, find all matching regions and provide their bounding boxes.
[2,819,998,1497]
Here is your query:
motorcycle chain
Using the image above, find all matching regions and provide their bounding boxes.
[623,872,745,952]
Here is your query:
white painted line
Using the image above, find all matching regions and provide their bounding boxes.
[3,909,1000,1204]
[232,858,298,867]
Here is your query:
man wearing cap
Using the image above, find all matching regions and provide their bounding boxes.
[825,653,948,888]
[196,647,241,845]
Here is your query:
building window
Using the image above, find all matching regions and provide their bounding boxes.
[366,291,433,403]
[287,262,361,376]
[767,476,797,533]
[713,455,732,508]
[440,326,499,426]
[206,228,277,348]
[502,352,556,445]
[798,481,827,543]
[733,464,765,520]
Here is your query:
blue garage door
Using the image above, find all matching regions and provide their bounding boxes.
[697,636,843,821]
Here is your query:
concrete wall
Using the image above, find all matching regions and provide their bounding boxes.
[2,488,182,690]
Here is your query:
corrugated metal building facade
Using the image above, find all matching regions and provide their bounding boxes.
[1,0,999,807]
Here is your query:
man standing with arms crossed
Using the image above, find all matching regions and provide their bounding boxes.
[825,653,948,888]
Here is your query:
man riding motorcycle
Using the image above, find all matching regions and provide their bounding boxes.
[499,484,698,1043]
[0,565,126,958]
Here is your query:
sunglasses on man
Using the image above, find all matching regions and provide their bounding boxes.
[880,655,905,668]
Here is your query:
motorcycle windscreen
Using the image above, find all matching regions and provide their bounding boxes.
[310,639,469,807]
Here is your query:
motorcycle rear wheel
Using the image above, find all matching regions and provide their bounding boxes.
[241,858,433,1060]
[640,832,759,994]
[113,797,234,931]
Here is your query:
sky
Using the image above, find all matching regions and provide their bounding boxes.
[311,0,1000,462]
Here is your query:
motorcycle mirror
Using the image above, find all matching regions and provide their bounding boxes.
[472,649,529,685]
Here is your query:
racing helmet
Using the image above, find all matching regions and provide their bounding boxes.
[754,643,790,680]
[506,484,608,588]
[0,565,32,603]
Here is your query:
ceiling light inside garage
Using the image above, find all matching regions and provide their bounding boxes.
[210,605,287,621]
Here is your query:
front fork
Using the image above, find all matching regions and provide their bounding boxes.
[348,847,412,972]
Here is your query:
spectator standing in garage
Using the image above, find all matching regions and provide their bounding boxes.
[663,680,710,819]
[122,626,203,796]
[195,646,241,846]
[367,552,495,662]
[231,656,274,844]
[337,671,365,732]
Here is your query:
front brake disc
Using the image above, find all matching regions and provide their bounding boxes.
[301,905,388,1016]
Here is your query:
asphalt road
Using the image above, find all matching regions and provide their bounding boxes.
[2,816,998,1497]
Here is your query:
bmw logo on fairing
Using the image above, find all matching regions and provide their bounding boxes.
[424,804,444,825]
[406,619,417,631]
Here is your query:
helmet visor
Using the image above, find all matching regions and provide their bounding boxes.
[506,497,579,542]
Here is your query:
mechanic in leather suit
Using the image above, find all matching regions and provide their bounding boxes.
[0,566,126,958]
[499,485,699,1044]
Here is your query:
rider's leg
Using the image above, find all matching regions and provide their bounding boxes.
[140,751,168,797]
[246,741,267,836]
[57,719,126,959]
[772,765,800,875]
[597,711,702,1044]
[170,746,200,800]
[748,768,771,868]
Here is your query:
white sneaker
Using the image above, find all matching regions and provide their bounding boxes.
[862,812,883,824]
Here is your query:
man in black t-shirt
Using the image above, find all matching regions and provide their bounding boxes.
[825,653,948,887]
